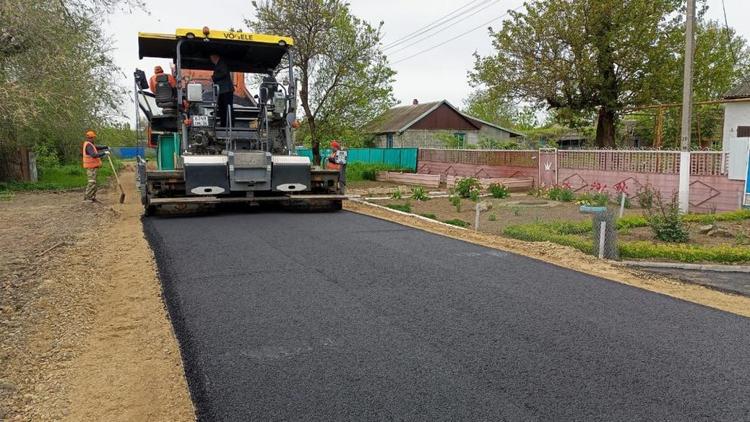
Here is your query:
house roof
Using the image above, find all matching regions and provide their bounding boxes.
[363,101,446,134]
[364,99,524,136]
[724,79,750,99]
[460,114,525,138]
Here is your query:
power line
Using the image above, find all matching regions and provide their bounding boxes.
[721,0,737,65]
[382,0,492,50]
[390,5,522,65]
[386,1,502,56]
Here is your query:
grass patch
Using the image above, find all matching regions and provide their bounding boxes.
[620,242,750,264]
[503,216,750,264]
[0,159,122,192]
[419,213,437,220]
[443,218,470,228]
[386,203,412,213]
[346,162,409,182]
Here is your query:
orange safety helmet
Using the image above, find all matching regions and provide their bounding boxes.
[330,140,341,150]
[154,65,164,74]
[85,130,96,139]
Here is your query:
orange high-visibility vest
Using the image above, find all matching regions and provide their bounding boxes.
[82,141,102,169]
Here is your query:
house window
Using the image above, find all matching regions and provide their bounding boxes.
[386,133,394,148]
[454,132,466,148]
[738,126,750,138]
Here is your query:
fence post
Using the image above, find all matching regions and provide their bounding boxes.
[475,203,481,232]
[598,222,606,259]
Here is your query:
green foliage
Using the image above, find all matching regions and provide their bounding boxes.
[419,213,437,220]
[620,242,750,264]
[683,209,750,223]
[248,0,396,155]
[488,213,497,222]
[410,186,430,201]
[477,137,522,150]
[577,192,610,207]
[503,224,593,254]
[470,0,750,147]
[0,160,121,192]
[443,219,470,228]
[390,188,402,200]
[386,203,411,213]
[346,162,405,182]
[449,194,462,212]
[636,185,656,210]
[435,131,467,149]
[488,183,509,199]
[1,0,129,165]
[645,192,689,243]
[455,177,482,199]
[462,90,537,133]
[547,185,575,202]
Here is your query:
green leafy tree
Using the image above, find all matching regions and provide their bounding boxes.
[247,0,396,164]
[471,0,748,148]
[0,0,131,168]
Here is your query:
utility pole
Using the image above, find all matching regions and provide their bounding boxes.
[678,0,696,213]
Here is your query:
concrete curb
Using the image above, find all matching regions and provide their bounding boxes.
[621,260,750,273]
[349,199,471,231]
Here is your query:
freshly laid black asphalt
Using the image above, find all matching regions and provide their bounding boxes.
[144,211,750,421]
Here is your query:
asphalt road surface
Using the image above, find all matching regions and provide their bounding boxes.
[144,211,750,421]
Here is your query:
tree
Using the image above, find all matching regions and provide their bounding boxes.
[470,0,742,147]
[463,90,538,131]
[0,0,130,166]
[247,0,395,164]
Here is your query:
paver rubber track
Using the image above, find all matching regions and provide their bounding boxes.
[144,211,750,421]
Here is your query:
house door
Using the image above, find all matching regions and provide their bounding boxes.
[538,148,557,187]
[386,134,394,148]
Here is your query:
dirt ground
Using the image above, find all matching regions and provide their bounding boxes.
[621,220,750,246]
[345,200,750,318]
[0,172,193,420]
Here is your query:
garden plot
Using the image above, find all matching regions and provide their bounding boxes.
[365,177,750,265]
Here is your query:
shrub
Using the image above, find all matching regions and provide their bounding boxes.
[419,213,437,220]
[455,177,481,199]
[488,213,497,221]
[644,192,689,243]
[410,186,430,201]
[443,218,470,228]
[469,189,480,202]
[577,192,609,207]
[449,194,462,212]
[391,188,402,200]
[636,185,656,210]
[488,183,509,199]
[387,203,411,213]
[548,184,575,202]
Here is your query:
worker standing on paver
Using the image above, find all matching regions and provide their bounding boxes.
[326,140,347,190]
[210,53,234,127]
[82,130,110,203]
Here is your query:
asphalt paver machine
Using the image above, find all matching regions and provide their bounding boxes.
[134,27,345,214]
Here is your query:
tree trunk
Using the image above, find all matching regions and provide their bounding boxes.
[298,64,321,165]
[595,107,616,148]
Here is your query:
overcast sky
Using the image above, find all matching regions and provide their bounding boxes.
[107,0,750,123]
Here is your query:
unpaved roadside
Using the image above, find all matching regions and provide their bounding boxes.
[0,172,193,420]
[345,201,750,318]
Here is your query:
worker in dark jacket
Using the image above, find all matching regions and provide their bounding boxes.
[82,130,110,202]
[209,54,234,127]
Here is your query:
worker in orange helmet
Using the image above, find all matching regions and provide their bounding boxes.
[82,130,110,203]
[149,65,176,93]
[326,140,347,190]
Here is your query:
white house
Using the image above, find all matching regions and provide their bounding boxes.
[723,80,750,182]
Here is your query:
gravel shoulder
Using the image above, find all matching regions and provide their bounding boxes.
[345,200,750,318]
[0,171,193,421]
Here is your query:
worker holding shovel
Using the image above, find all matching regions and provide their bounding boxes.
[82,130,110,203]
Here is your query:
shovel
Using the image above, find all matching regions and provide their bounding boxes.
[106,154,126,204]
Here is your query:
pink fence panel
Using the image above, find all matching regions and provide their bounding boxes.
[557,150,727,176]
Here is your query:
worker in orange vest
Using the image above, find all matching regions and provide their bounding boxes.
[82,130,110,202]
[326,140,347,189]
[149,65,176,93]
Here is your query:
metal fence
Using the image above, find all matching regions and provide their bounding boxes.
[296,147,418,171]
[418,149,537,168]
[556,150,727,176]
